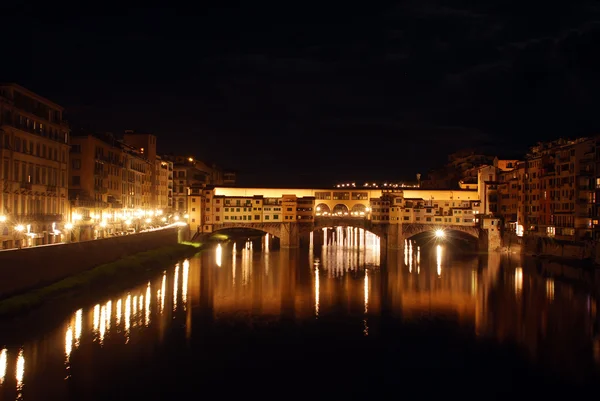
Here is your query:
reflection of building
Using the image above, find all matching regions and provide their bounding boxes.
[385,248,480,323]
[0,83,70,248]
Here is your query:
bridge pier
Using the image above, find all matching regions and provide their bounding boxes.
[311,228,324,248]
[279,223,299,248]
[385,224,404,250]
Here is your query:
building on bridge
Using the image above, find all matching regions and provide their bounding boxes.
[188,185,501,250]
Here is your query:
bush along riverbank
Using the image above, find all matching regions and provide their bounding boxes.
[0,243,202,319]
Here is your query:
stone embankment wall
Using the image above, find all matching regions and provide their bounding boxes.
[0,227,179,299]
[501,232,523,254]
[522,235,595,260]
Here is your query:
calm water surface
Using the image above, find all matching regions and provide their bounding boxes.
[0,233,599,400]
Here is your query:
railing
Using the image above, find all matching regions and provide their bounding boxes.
[15,214,64,222]
[108,202,123,209]
[71,199,108,208]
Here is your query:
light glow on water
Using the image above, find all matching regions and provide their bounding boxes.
[182,260,189,310]
[10,242,600,397]
[216,244,222,267]
[15,349,24,389]
[319,227,380,276]
[0,348,6,384]
[436,245,443,276]
[173,264,179,311]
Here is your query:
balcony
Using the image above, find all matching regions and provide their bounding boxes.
[19,182,32,190]
[46,185,57,193]
[71,199,108,208]
[15,213,64,222]
[94,186,108,194]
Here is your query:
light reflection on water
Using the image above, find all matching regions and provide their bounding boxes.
[0,236,599,399]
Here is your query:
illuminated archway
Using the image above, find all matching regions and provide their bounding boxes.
[315,203,331,216]
[406,227,480,250]
[350,204,367,217]
[211,226,280,240]
[332,204,349,216]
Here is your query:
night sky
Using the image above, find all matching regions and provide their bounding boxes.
[3,2,600,187]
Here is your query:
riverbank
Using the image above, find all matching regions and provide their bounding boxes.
[530,253,596,269]
[0,243,202,320]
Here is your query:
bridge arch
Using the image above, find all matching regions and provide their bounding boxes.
[332,204,349,216]
[315,203,330,216]
[313,217,385,238]
[402,223,481,242]
[210,224,281,239]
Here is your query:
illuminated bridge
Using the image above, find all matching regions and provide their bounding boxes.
[189,186,501,250]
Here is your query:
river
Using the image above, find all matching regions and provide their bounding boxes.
[0,231,599,400]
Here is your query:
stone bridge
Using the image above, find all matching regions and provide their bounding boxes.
[401,223,482,240]
[211,222,285,240]
[211,220,378,248]
[211,219,486,250]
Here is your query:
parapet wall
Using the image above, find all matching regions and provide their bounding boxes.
[522,235,595,260]
[0,227,179,300]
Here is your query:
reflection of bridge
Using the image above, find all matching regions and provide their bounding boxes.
[210,217,485,250]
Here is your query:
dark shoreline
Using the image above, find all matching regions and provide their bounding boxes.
[0,243,202,332]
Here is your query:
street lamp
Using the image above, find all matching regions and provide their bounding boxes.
[434,229,445,239]
[0,215,6,223]
[14,225,25,249]
[64,223,74,243]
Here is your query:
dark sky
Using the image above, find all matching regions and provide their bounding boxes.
[3,2,600,187]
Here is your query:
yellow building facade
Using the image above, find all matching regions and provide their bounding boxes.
[192,186,481,234]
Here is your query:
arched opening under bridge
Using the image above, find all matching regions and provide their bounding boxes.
[209,227,281,251]
[309,225,379,249]
[406,227,481,254]
[311,226,382,269]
